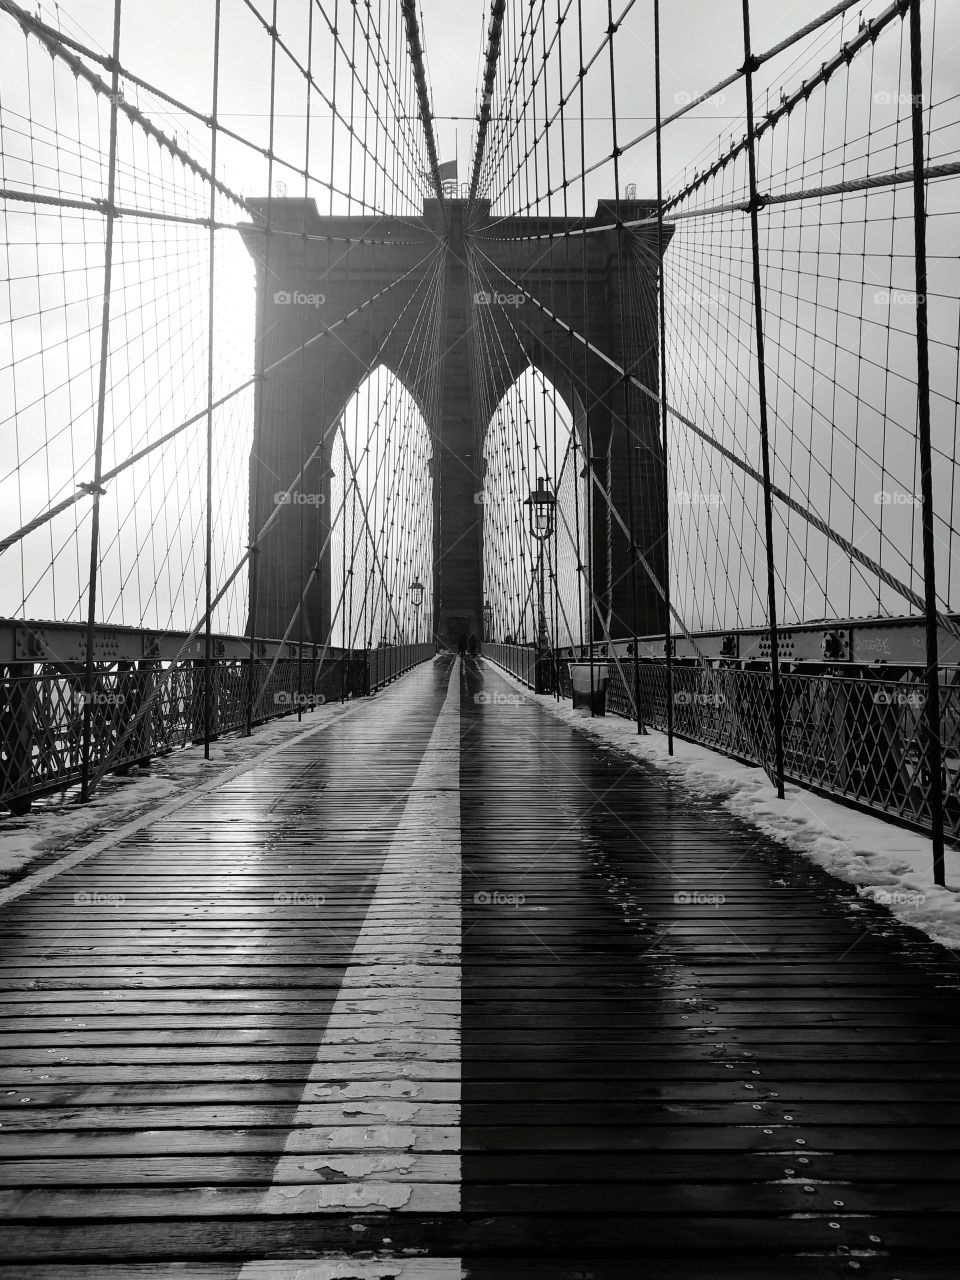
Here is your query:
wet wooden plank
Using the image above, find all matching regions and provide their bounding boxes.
[7,1100,960,1131]
[1,1214,956,1260]
[6,1150,960,1185]
[0,1265,462,1280]
[4,1178,960,1218]
[0,1267,954,1280]
[6,1077,960,1106]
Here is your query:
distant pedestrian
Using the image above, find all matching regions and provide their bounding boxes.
[468,633,478,656]
[457,633,468,656]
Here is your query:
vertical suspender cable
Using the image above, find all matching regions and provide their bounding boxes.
[908,0,945,884]
[576,0,596,695]
[297,0,314,720]
[203,0,222,759]
[741,0,786,799]
[329,0,341,698]
[555,0,584,668]
[605,0,641,726]
[246,0,280,736]
[654,0,674,752]
[79,0,122,803]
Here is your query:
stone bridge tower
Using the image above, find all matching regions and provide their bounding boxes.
[240,197,671,648]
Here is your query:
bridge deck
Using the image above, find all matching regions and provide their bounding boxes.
[0,656,959,1277]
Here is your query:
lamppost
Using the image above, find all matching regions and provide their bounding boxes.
[409,577,425,644]
[482,599,493,645]
[524,476,556,693]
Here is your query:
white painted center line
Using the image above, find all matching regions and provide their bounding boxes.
[236,1261,463,1279]
[240,661,463,1259]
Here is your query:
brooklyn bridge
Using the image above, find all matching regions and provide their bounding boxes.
[2,0,960,1274]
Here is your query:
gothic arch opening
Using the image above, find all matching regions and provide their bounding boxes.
[480,366,586,648]
[329,365,433,648]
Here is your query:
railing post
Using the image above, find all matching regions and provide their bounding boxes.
[908,0,946,884]
[245,547,260,737]
[79,0,122,804]
[740,0,786,800]
[4,662,36,815]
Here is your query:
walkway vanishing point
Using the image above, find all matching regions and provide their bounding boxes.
[1,656,960,1278]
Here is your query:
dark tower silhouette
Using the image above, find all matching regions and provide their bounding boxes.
[240,197,672,647]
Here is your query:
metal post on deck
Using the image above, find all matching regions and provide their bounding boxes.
[550,519,561,702]
[585,455,596,716]
[526,478,556,694]
[908,0,946,885]
[653,0,674,754]
[79,0,122,804]
[245,548,260,737]
[741,0,786,800]
[536,542,547,693]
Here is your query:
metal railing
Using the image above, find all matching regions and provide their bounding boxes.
[484,643,539,688]
[1,643,435,812]
[551,656,960,841]
[367,643,436,692]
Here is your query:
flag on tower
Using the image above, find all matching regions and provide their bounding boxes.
[438,159,458,195]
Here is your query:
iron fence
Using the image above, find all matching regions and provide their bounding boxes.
[553,656,960,841]
[367,643,437,693]
[484,643,539,688]
[1,644,435,812]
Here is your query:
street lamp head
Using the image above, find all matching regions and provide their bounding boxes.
[409,577,425,608]
[524,475,556,540]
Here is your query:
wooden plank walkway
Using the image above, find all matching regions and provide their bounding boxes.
[1,654,960,1276]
